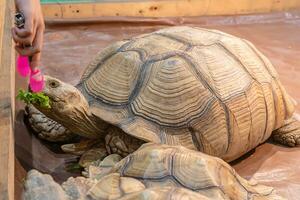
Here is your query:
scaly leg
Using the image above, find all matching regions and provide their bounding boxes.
[272,114,300,147]
[61,138,103,155]
[25,104,76,142]
[105,127,144,157]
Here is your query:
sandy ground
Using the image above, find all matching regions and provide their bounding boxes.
[15,11,300,199]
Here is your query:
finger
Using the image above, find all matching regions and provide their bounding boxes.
[15,13,34,38]
[30,52,41,70]
[15,45,40,57]
[30,25,44,69]
[12,27,33,45]
[14,23,43,56]
[14,45,25,55]
[11,28,18,44]
[32,24,44,49]
[14,26,32,38]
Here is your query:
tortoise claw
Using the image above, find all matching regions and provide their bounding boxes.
[105,134,113,155]
[61,139,103,156]
[272,116,300,147]
[105,127,144,157]
[25,104,76,142]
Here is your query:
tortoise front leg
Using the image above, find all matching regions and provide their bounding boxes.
[272,114,300,147]
[105,127,144,157]
[25,104,76,142]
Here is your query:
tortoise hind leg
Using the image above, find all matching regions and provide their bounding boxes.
[105,127,144,157]
[25,104,76,142]
[272,114,300,147]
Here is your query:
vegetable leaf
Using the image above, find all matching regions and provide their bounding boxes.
[17,89,51,109]
[65,163,83,173]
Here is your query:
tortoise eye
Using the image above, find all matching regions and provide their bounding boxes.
[48,80,60,88]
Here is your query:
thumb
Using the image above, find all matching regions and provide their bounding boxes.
[30,53,41,71]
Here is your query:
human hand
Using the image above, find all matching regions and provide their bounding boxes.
[12,0,45,69]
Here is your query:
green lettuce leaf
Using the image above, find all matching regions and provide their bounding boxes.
[17,89,51,109]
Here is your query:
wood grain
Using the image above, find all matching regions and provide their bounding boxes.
[41,0,300,20]
[0,0,15,199]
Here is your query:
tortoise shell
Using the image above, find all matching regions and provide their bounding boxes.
[78,26,295,161]
[91,143,283,200]
[23,144,284,200]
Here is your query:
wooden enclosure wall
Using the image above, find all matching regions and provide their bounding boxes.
[0,0,15,199]
[42,0,300,20]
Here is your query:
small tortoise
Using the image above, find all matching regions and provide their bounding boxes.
[28,26,300,162]
[23,144,284,200]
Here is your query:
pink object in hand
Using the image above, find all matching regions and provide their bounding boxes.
[17,55,45,92]
[30,69,45,92]
[17,55,31,77]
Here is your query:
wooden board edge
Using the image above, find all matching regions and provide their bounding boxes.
[0,0,15,199]
[42,0,300,19]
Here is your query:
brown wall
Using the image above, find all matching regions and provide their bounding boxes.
[42,0,300,20]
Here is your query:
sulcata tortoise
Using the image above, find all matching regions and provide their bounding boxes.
[27,26,300,163]
[23,144,284,200]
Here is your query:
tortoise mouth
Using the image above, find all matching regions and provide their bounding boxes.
[45,93,63,104]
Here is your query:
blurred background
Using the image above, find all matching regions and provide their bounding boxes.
[14,0,300,199]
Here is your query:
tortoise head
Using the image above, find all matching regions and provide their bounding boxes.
[36,75,106,138]
[41,76,88,115]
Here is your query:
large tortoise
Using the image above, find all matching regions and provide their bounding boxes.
[23,144,284,200]
[28,26,300,162]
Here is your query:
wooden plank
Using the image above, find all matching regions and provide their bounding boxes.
[42,0,300,19]
[0,0,15,199]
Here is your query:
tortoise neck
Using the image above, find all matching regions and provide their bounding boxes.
[83,111,110,138]
[64,106,110,139]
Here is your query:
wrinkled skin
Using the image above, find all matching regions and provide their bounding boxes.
[35,76,109,139]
